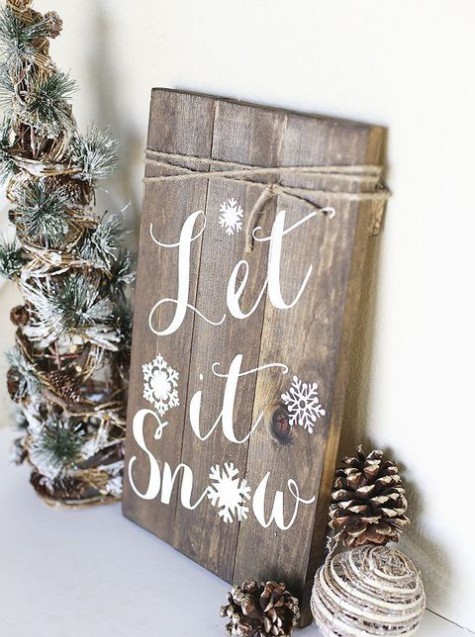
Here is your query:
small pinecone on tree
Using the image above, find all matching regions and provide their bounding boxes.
[329,445,409,548]
[221,580,300,637]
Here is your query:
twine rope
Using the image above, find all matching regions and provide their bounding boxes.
[144,149,390,252]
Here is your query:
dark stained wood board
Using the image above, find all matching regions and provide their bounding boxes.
[123,88,386,626]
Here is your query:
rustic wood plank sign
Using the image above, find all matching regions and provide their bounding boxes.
[123,88,387,625]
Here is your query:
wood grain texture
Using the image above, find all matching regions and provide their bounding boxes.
[233,112,386,626]
[122,90,215,542]
[123,89,386,627]
[174,101,287,580]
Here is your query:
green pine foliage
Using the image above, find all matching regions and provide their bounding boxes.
[36,418,84,470]
[0,117,15,183]
[0,235,24,278]
[20,70,77,132]
[110,248,136,292]
[0,5,50,72]
[24,273,116,342]
[72,126,118,183]
[15,181,71,247]
[79,213,122,270]
[52,274,115,332]
[0,68,76,132]
[6,345,40,400]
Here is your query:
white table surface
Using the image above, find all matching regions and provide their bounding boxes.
[0,428,468,637]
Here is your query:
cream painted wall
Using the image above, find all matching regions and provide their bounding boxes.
[1,0,474,631]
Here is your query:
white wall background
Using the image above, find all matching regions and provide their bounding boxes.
[1,1,474,631]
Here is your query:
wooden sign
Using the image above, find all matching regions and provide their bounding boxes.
[123,88,386,625]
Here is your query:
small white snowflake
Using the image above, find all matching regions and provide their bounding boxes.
[142,353,179,417]
[219,198,244,235]
[281,375,326,434]
[207,462,251,523]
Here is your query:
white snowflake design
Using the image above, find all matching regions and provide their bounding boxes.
[207,462,251,523]
[219,198,244,235]
[142,353,179,417]
[281,375,326,434]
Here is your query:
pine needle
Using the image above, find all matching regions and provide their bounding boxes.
[78,214,121,269]
[53,274,115,330]
[6,346,40,400]
[0,117,15,183]
[15,181,71,247]
[72,126,118,183]
[0,5,51,73]
[25,70,77,132]
[0,235,24,279]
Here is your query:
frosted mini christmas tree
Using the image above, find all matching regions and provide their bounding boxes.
[0,0,133,505]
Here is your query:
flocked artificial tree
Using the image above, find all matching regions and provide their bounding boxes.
[0,0,133,505]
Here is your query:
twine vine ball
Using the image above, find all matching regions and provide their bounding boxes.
[311,545,425,637]
[7,0,33,10]
[311,446,425,637]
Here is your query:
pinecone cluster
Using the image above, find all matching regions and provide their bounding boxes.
[221,580,300,637]
[329,445,409,548]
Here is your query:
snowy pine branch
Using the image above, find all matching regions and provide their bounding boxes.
[55,275,115,330]
[0,235,24,279]
[29,418,84,478]
[110,248,136,291]
[72,126,118,183]
[0,5,51,73]
[0,117,15,183]
[30,274,115,337]
[0,69,77,133]
[23,275,121,350]
[14,181,71,247]
[6,345,40,400]
[78,213,121,269]
[22,70,77,132]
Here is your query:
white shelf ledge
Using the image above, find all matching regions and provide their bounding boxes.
[0,428,469,637]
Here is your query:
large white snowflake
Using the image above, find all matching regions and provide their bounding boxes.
[219,198,244,235]
[142,353,179,417]
[207,462,251,523]
[281,375,326,434]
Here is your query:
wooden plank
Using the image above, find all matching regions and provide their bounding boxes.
[122,90,215,543]
[174,100,287,580]
[300,135,385,626]
[233,112,385,626]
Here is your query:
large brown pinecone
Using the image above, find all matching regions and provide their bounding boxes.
[221,580,300,637]
[329,445,409,548]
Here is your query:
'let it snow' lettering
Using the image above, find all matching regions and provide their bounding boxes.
[129,206,325,530]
